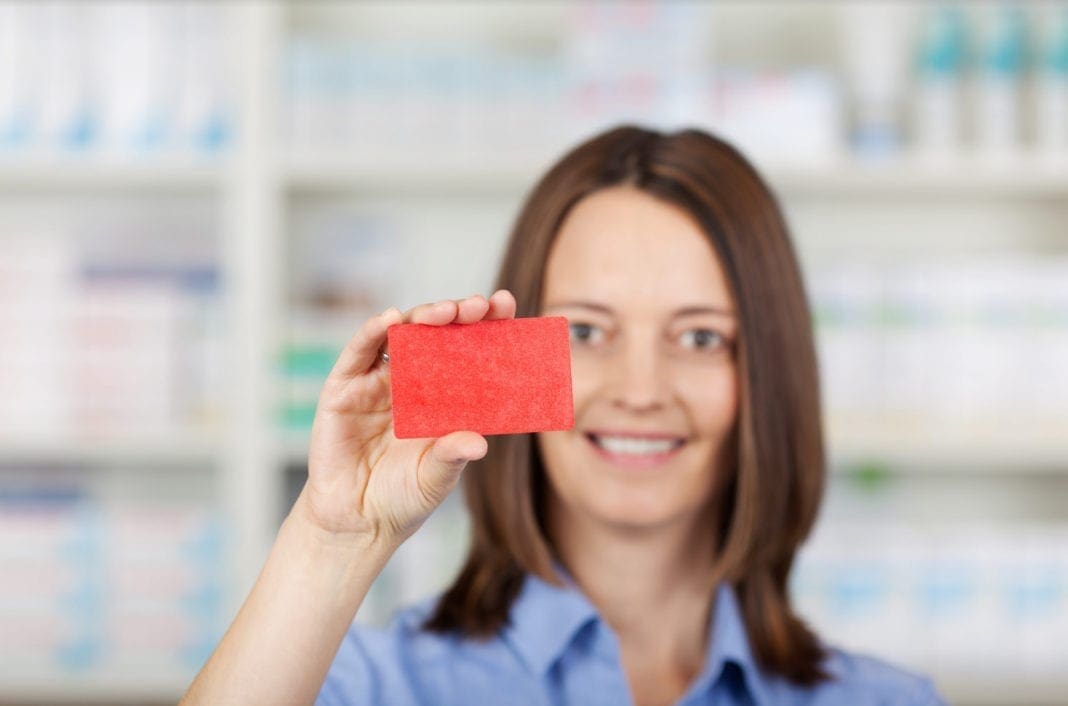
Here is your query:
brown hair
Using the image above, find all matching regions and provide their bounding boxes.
[423,125,828,684]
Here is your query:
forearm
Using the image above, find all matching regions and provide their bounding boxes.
[181,489,399,706]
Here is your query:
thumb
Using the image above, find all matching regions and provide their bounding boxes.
[419,431,488,504]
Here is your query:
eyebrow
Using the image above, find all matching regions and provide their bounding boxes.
[544,300,736,318]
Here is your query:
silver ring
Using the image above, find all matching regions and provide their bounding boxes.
[379,350,390,364]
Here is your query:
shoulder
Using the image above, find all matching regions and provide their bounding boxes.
[788,645,948,706]
[316,595,534,706]
[316,596,453,706]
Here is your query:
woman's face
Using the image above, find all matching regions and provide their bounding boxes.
[536,185,739,533]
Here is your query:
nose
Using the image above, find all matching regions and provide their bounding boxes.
[605,332,668,413]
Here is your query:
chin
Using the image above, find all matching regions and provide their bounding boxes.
[582,491,701,534]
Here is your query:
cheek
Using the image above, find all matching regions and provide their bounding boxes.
[535,430,572,469]
[566,357,600,412]
[680,364,739,435]
[534,430,582,497]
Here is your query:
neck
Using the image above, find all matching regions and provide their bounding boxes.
[546,497,719,645]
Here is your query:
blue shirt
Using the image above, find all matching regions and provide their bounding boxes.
[317,568,946,706]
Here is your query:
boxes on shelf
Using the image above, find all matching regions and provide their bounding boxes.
[281,1,1068,165]
[280,210,402,432]
[811,257,1068,452]
[0,467,225,677]
[793,521,1068,678]
[283,36,570,159]
[0,221,223,441]
[282,4,723,159]
[0,1,231,158]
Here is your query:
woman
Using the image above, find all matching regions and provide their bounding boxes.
[182,126,946,705]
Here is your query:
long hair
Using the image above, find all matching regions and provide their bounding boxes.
[423,125,828,684]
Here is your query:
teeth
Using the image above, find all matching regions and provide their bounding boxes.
[592,435,681,455]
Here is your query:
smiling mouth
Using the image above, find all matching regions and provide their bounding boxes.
[584,432,687,455]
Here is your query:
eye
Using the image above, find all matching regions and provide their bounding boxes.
[568,321,605,346]
[679,328,725,351]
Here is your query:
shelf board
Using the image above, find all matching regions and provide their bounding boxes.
[284,151,551,194]
[766,155,1068,197]
[0,666,1062,706]
[0,673,187,704]
[830,436,1068,474]
[276,430,1068,474]
[0,157,225,192]
[284,152,1068,197]
[939,676,1068,706]
[0,433,221,466]
[1,672,1059,706]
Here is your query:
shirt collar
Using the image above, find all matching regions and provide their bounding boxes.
[501,561,599,677]
[701,581,772,706]
[503,564,772,706]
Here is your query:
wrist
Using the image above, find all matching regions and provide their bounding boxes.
[283,489,401,570]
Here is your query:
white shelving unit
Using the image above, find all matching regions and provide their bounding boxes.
[0,434,220,467]
[272,5,1068,706]
[284,153,1068,197]
[0,162,223,192]
[2,2,1066,704]
[0,675,191,706]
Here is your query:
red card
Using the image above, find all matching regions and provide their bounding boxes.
[386,316,574,438]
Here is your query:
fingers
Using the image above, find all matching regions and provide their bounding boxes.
[404,299,458,326]
[432,431,488,465]
[485,289,517,320]
[418,431,489,505]
[329,306,404,381]
[328,290,517,383]
[403,291,513,326]
[453,294,490,324]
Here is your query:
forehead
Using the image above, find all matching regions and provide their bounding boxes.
[542,186,733,310]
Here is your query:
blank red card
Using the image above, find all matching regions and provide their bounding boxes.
[386,316,574,438]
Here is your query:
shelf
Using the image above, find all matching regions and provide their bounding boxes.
[3,4,1067,704]
[276,430,1068,474]
[4,671,1058,706]
[6,151,1059,198]
[939,676,1068,706]
[0,433,221,467]
[284,152,1068,197]
[830,434,1068,474]
[0,673,187,704]
[766,155,1068,197]
[0,158,225,192]
[284,152,550,195]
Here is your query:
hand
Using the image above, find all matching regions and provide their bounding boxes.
[297,290,517,547]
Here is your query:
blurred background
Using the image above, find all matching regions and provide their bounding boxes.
[0,1,1066,704]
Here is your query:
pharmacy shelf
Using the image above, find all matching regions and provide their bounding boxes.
[766,155,1068,197]
[830,434,1068,474]
[939,677,1068,706]
[4,4,1066,706]
[284,152,1068,197]
[284,152,549,195]
[0,158,225,192]
[1,671,1062,706]
[0,432,220,466]
[0,673,186,705]
[277,430,1068,474]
